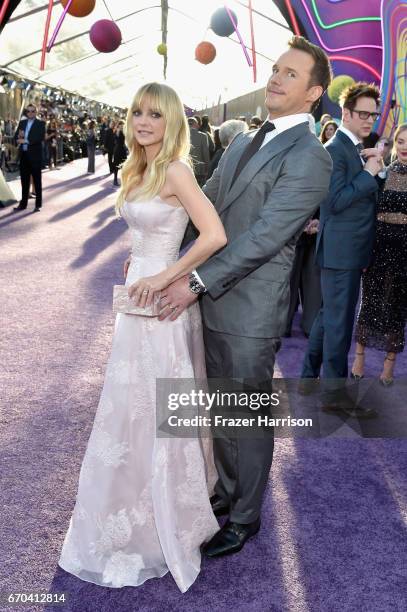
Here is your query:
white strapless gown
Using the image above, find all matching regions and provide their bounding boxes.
[58,197,219,592]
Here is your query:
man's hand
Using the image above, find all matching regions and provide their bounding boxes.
[362,148,384,176]
[159,275,198,321]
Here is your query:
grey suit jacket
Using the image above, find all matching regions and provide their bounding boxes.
[196,122,332,338]
[189,128,210,177]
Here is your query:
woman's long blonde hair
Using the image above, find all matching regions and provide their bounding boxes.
[392,123,407,162]
[116,82,190,214]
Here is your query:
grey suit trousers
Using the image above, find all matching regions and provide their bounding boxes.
[203,326,280,523]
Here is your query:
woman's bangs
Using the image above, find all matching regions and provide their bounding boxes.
[132,86,165,117]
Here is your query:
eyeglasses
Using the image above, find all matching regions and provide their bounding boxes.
[27,109,36,113]
[351,109,381,121]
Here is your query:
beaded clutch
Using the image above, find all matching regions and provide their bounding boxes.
[113,285,161,317]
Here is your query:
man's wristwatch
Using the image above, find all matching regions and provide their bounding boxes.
[188,273,206,295]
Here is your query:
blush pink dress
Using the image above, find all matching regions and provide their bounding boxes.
[59,197,218,592]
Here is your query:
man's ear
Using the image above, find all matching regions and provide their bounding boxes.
[307,85,323,107]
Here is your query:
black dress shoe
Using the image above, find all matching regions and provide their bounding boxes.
[33,207,41,212]
[13,203,27,212]
[202,518,260,558]
[321,402,342,414]
[340,402,377,419]
[297,378,320,396]
[210,494,229,517]
[322,399,377,419]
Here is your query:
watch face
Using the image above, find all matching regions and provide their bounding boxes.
[189,279,201,294]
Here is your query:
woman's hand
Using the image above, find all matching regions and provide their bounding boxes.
[128,273,169,308]
[123,256,131,279]
[304,219,320,234]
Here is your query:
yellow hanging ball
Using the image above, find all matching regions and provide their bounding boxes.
[327,75,355,104]
[157,43,167,56]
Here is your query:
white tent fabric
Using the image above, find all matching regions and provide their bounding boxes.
[0,0,290,109]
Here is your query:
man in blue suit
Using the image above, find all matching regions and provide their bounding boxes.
[301,82,383,415]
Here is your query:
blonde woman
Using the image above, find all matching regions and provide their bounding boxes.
[59,83,226,591]
[352,123,407,384]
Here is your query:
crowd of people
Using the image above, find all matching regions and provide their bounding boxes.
[2,72,405,387]
[187,112,274,185]
[0,100,127,209]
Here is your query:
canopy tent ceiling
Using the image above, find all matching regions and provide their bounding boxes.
[0,0,291,109]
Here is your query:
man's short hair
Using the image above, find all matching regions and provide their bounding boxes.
[339,82,381,110]
[250,115,262,127]
[320,113,332,124]
[288,36,333,112]
[219,119,248,148]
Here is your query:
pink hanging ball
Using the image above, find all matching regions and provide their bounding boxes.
[89,19,122,53]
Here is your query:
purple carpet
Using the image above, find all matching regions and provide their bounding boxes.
[1,157,406,612]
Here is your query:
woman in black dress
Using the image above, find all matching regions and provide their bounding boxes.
[112,120,127,186]
[352,123,407,385]
[46,119,58,169]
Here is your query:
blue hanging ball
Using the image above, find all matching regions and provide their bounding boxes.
[210,7,237,37]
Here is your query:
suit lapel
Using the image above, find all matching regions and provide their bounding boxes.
[218,122,309,215]
[335,130,363,167]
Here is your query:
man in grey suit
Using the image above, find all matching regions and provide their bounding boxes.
[188,117,210,186]
[160,36,333,557]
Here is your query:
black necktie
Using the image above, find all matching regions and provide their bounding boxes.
[231,121,276,186]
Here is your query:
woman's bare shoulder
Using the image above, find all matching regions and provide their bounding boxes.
[166,159,193,178]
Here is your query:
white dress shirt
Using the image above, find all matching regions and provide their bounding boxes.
[260,113,310,149]
[337,124,361,148]
[23,118,34,151]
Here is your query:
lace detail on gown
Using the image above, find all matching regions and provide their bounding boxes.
[58,197,218,592]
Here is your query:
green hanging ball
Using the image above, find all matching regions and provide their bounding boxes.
[157,43,167,56]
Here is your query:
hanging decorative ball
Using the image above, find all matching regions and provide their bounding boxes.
[89,20,122,53]
[157,43,167,56]
[195,41,216,65]
[210,7,237,37]
[327,75,355,104]
[61,0,96,18]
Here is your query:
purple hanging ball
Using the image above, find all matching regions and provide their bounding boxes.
[210,7,237,37]
[89,19,122,53]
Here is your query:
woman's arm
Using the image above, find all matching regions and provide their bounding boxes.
[128,161,226,305]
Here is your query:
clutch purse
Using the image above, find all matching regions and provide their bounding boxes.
[113,285,161,316]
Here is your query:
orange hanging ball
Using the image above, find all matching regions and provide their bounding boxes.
[61,0,96,18]
[195,42,216,65]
